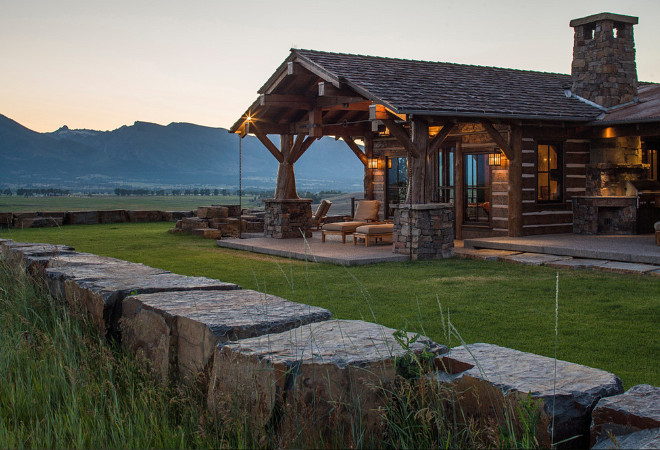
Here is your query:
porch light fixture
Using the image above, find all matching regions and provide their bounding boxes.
[489,149,502,166]
[367,158,380,170]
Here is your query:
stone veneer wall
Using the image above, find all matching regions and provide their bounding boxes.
[263,199,312,239]
[392,204,454,260]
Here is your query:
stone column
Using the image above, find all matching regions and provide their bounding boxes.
[392,204,454,260]
[263,199,313,239]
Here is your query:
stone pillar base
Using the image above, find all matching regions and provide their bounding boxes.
[392,204,454,260]
[264,199,313,239]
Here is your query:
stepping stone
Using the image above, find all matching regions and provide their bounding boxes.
[500,252,572,266]
[44,254,240,335]
[437,343,623,448]
[121,289,332,381]
[592,427,660,450]
[591,384,660,446]
[597,261,659,274]
[545,258,610,270]
[455,248,522,261]
[208,320,448,443]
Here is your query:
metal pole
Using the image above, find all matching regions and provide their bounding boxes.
[238,133,242,238]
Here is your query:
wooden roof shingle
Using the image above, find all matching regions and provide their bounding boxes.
[293,49,603,121]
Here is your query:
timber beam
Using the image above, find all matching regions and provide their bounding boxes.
[480,120,513,159]
[318,81,355,97]
[259,94,312,109]
[340,136,368,166]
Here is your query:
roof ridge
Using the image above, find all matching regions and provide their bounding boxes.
[292,48,572,78]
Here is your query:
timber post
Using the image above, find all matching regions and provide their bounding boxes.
[274,134,297,200]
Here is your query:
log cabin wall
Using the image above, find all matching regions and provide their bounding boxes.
[521,127,590,235]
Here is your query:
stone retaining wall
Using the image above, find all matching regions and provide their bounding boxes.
[0,238,655,448]
[0,209,195,228]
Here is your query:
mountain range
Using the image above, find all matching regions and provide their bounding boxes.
[0,114,364,191]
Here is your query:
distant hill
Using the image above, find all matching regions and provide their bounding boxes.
[0,114,364,191]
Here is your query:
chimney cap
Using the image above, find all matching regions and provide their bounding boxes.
[570,12,638,27]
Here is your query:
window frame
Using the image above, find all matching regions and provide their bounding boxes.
[536,142,564,204]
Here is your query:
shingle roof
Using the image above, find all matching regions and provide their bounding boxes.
[293,49,603,121]
[598,84,660,124]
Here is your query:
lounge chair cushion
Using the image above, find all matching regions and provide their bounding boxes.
[322,221,365,232]
[355,223,394,235]
[353,200,380,222]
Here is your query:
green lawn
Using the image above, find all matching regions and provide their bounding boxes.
[1,222,658,388]
[0,195,259,212]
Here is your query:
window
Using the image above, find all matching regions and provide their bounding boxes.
[437,144,455,204]
[537,143,563,202]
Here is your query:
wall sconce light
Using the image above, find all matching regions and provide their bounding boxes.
[489,149,502,166]
[367,158,380,170]
[387,158,392,169]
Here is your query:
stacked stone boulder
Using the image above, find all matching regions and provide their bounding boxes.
[1,239,656,448]
[591,384,660,449]
[170,205,264,239]
[0,209,195,229]
[437,343,624,448]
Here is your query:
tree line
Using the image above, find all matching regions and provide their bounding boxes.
[1,188,71,197]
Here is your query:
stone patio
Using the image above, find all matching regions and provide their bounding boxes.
[217,231,408,266]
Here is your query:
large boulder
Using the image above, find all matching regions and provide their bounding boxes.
[121,289,332,382]
[591,384,660,446]
[437,343,623,448]
[592,427,660,449]
[207,319,447,445]
[44,253,239,335]
[197,206,229,219]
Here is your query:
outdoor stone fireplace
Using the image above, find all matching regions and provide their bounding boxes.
[573,139,649,234]
[263,199,313,239]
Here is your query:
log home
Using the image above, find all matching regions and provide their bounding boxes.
[230,12,660,254]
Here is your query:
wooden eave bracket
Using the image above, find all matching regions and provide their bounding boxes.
[253,131,284,163]
[292,136,317,163]
[480,120,514,160]
[340,136,368,166]
[429,122,457,155]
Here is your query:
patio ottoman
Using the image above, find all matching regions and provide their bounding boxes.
[353,223,394,247]
[321,221,365,243]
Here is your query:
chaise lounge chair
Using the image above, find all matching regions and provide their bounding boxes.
[321,200,380,243]
[310,199,332,230]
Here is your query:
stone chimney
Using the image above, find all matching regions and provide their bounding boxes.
[570,12,638,108]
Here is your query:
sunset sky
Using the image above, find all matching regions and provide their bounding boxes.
[2,0,659,133]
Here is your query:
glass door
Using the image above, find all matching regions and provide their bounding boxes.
[386,156,408,217]
[463,153,490,223]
